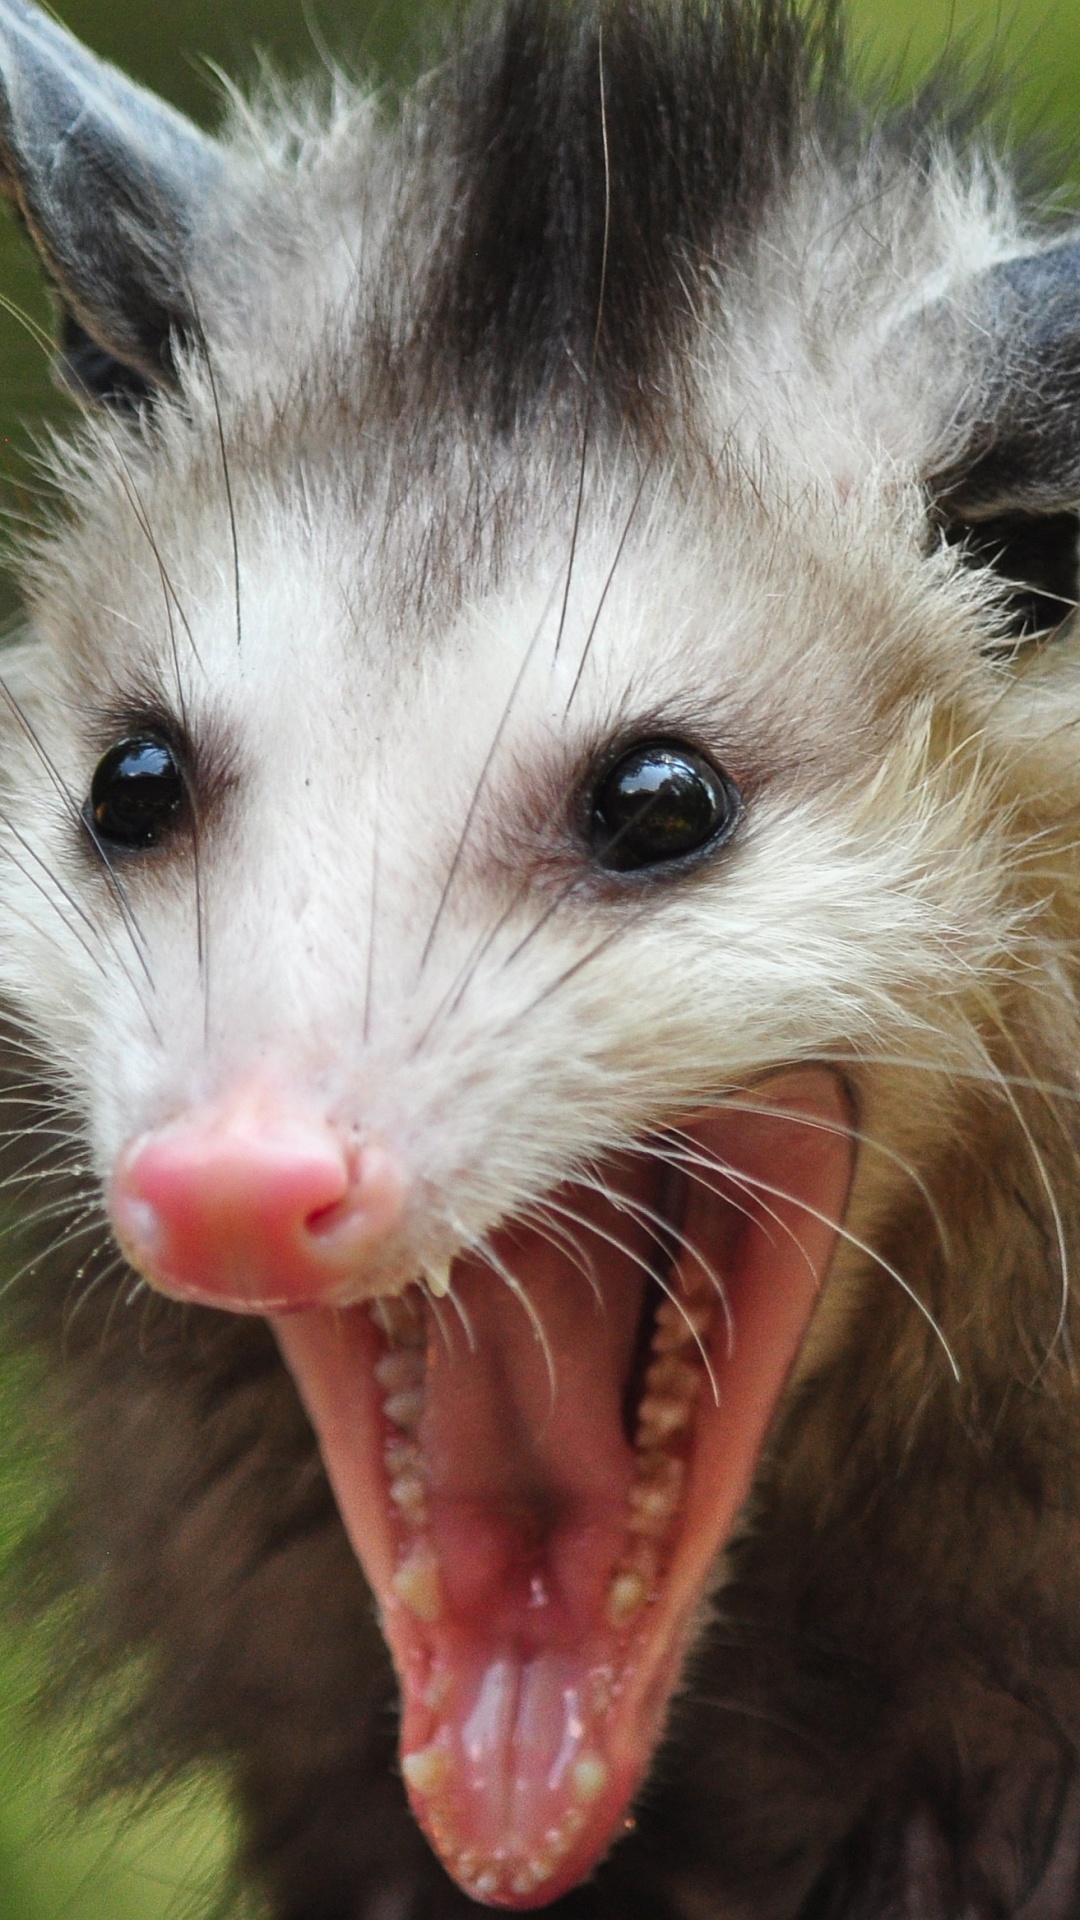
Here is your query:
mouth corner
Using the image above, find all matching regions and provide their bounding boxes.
[274,1065,856,1905]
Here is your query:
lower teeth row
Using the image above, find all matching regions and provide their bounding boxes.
[374,1273,715,1902]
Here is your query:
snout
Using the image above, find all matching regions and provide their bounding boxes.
[110,1078,409,1311]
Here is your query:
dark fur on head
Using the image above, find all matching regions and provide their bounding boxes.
[416,0,843,432]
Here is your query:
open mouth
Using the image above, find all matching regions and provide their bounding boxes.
[273,1067,854,1909]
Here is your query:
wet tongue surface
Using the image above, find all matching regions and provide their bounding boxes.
[274,1070,855,1909]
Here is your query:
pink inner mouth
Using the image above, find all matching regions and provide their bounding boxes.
[274,1068,854,1908]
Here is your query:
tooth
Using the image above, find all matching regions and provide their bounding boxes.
[474,1872,499,1898]
[645,1354,700,1401]
[384,1437,420,1476]
[511,1858,554,1895]
[636,1454,685,1500]
[427,1810,452,1853]
[571,1754,609,1804]
[385,1388,426,1431]
[372,1295,426,1347]
[607,1571,648,1625]
[424,1669,453,1711]
[628,1475,683,1532]
[389,1473,428,1524]
[637,1393,692,1443]
[401,1742,450,1795]
[424,1259,453,1298]
[653,1299,712,1352]
[680,1273,718,1308]
[627,1501,673,1537]
[375,1349,425,1393]
[391,1547,442,1621]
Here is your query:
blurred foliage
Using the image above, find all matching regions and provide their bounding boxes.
[0,1352,241,1917]
[0,0,1079,1912]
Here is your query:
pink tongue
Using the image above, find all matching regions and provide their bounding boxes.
[274,1070,855,1909]
[403,1642,631,1903]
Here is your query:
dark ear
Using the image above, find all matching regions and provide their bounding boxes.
[0,0,222,404]
[923,240,1080,640]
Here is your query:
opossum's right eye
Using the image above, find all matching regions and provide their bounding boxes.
[87,737,186,849]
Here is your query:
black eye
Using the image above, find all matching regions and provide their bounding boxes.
[588,740,741,873]
[87,736,186,849]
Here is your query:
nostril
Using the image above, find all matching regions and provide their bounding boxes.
[305,1194,351,1238]
[303,1141,409,1246]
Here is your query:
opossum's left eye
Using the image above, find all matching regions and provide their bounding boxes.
[88,736,186,849]
[589,741,741,873]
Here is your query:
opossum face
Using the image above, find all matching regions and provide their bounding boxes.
[5,465,885,1902]
[0,0,1078,1910]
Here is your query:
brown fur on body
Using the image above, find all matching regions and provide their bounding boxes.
[4,1,1080,1916]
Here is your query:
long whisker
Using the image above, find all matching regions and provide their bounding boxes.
[364,755,382,1049]
[0,1204,103,1299]
[520,1203,603,1309]
[61,1239,125,1346]
[552,24,610,665]
[966,995,1073,1381]
[538,1186,727,1401]
[417,569,565,974]
[666,1094,954,1271]
[476,1235,558,1408]
[0,674,157,1007]
[664,1137,962,1383]
[564,450,654,713]
[491,916,644,1041]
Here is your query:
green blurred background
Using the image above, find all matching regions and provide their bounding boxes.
[0,0,1077,1914]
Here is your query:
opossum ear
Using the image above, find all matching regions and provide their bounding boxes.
[0,0,222,406]
[924,240,1080,638]
[930,242,1080,517]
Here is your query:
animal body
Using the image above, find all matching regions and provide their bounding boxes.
[4,0,1080,1914]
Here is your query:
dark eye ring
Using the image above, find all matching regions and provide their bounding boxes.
[86,734,186,850]
[588,739,742,874]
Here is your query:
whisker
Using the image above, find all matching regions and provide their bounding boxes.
[552,24,610,665]
[363,769,382,1048]
[0,1205,103,1299]
[442,1283,477,1353]
[61,1240,124,1345]
[967,996,1073,1381]
[665,1138,962,1383]
[539,1185,727,1401]
[675,1093,954,1271]
[564,450,654,714]
[476,1235,558,1408]
[417,570,564,974]
[491,916,644,1041]
[0,674,158,1013]
[520,1204,603,1310]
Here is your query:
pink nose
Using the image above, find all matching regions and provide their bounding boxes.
[110,1080,408,1311]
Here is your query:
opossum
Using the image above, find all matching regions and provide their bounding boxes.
[3,0,1080,1913]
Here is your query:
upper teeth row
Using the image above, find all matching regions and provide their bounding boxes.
[373,1271,716,1633]
[605,1283,715,1626]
